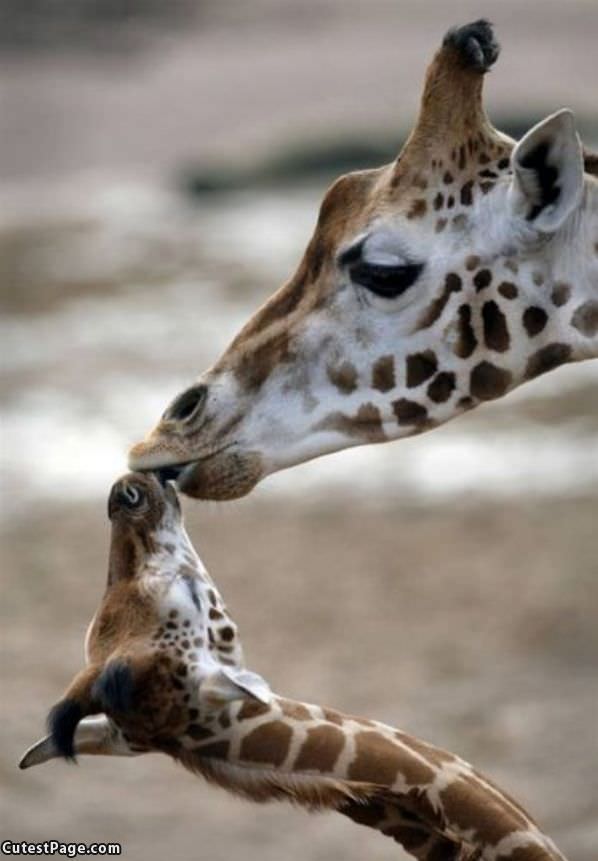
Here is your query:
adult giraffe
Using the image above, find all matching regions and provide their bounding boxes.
[129,21,598,499]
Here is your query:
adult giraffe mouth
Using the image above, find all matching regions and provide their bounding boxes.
[132,441,232,477]
[131,442,264,501]
[152,463,193,486]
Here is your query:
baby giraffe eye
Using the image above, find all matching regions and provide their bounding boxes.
[121,485,143,508]
[338,238,424,299]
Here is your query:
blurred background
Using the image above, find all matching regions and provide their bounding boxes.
[1,1,597,858]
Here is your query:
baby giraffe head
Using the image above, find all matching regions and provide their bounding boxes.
[19,472,270,769]
[129,20,598,500]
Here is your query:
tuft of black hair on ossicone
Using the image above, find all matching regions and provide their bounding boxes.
[443,20,500,72]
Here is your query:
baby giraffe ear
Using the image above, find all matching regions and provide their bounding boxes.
[510,109,584,232]
[201,667,272,710]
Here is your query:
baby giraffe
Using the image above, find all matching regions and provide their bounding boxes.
[20,473,566,861]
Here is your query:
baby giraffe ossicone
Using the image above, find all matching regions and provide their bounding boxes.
[20,474,566,861]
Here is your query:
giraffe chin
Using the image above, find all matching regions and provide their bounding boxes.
[176,450,264,500]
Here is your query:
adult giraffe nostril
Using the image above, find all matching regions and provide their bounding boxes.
[163,384,207,424]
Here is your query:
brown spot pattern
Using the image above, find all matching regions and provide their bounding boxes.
[417,273,462,330]
[371,355,396,393]
[393,399,428,426]
[473,269,492,292]
[470,361,512,400]
[571,300,598,337]
[348,731,435,785]
[395,732,456,769]
[522,306,548,337]
[498,281,518,300]
[427,372,456,403]
[526,343,572,379]
[322,708,344,726]
[237,700,272,721]
[460,181,474,206]
[280,700,312,721]
[294,725,346,772]
[240,720,293,767]
[407,198,427,219]
[440,778,513,845]
[482,300,510,352]
[327,361,358,394]
[317,403,385,442]
[455,304,477,359]
[406,351,438,388]
[551,283,571,307]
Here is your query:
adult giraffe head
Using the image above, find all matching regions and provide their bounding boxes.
[129,20,598,500]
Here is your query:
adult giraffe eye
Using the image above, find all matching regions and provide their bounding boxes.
[348,260,424,299]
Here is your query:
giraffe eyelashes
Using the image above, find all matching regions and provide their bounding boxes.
[338,234,424,299]
[349,260,424,299]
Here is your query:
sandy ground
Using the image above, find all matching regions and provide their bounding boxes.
[2,493,598,859]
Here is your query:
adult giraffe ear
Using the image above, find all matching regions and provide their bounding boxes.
[200,667,272,710]
[509,109,584,232]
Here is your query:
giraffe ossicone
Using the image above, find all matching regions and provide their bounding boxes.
[128,19,598,501]
[20,473,567,861]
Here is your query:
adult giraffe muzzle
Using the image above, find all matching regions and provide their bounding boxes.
[129,20,598,500]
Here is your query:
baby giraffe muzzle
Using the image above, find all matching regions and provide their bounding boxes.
[20,474,567,861]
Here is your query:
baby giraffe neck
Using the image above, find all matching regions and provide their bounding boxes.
[174,695,565,861]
